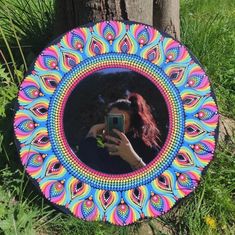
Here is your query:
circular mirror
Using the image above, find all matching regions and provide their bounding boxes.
[63,67,169,174]
[14,21,219,225]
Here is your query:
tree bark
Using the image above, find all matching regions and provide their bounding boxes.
[54,0,180,39]
[54,0,153,37]
[153,0,180,40]
[124,0,153,25]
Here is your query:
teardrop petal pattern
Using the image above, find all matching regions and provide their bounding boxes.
[14,21,219,226]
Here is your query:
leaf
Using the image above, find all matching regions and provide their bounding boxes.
[0,63,11,84]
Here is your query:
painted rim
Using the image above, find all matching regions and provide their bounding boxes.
[14,21,219,225]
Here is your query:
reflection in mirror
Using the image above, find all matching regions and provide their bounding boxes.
[63,68,169,174]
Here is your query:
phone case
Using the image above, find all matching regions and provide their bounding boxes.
[105,114,125,143]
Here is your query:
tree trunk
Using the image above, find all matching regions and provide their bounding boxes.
[54,0,153,37]
[153,0,180,40]
[54,0,180,39]
[124,0,153,25]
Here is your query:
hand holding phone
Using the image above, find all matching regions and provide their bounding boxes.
[105,114,125,144]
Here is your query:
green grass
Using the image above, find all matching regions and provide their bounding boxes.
[0,0,235,234]
[180,0,235,118]
[0,168,59,235]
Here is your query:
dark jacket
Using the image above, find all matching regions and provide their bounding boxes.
[78,131,159,174]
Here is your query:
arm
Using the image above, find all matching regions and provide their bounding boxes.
[129,151,146,170]
[78,123,106,171]
[104,129,146,170]
[79,123,105,159]
[85,123,105,139]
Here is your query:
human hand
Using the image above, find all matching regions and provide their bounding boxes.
[86,123,105,138]
[104,129,146,169]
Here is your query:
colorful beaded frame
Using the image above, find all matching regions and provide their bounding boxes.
[14,21,219,226]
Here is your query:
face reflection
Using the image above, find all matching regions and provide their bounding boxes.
[108,107,131,133]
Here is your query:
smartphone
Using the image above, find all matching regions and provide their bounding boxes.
[105,114,125,143]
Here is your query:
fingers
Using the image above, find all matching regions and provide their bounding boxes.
[104,143,119,155]
[97,123,105,130]
[92,123,105,135]
[109,151,120,156]
[105,135,121,145]
[112,129,129,142]
[104,143,117,149]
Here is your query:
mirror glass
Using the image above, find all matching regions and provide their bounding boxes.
[63,68,169,174]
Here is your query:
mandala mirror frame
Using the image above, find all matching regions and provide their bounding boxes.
[14,20,219,226]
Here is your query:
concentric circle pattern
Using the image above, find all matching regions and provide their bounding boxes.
[14,21,219,225]
[48,53,185,191]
